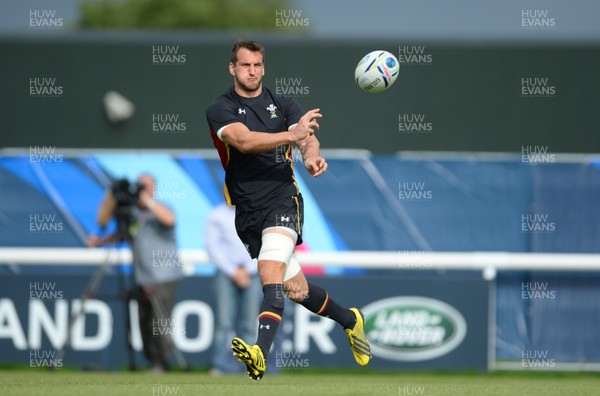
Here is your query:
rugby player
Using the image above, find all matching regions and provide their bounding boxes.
[206,40,371,380]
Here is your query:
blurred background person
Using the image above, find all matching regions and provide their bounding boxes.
[88,173,184,372]
[205,202,261,375]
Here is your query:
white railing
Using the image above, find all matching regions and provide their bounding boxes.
[1,248,600,272]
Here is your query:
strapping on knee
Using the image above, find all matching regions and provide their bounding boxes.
[257,232,295,263]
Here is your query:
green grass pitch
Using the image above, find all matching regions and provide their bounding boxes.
[1,370,600,396]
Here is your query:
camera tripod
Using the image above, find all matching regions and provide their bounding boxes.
[54,221,189,371]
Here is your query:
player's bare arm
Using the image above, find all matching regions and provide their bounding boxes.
[219,122,292,154]
[296,134,328,178]
[294,111,327,177]
[220,108,322,154]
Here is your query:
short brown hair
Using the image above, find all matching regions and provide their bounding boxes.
[230,40,265,64]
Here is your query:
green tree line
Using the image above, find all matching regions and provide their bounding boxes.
[80,0,289,29]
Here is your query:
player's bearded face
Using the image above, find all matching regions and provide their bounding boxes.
[235,69,262,92]
[231,49,264,93]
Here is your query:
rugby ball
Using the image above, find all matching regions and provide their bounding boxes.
[355,50,399,93]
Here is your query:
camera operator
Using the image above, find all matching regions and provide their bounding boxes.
[87,173,184,372]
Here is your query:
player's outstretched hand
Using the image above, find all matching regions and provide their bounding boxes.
[304,156,328,178]
[291,109,322,142]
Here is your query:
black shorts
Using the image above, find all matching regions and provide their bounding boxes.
[235,194,304,259]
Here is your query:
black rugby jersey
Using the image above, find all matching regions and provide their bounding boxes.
[206,86,304,210]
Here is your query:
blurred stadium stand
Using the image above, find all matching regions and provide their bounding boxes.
[3,150,600,252]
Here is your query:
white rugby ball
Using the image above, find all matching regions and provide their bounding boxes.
[355,50,399,93]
